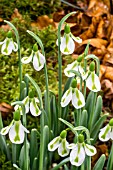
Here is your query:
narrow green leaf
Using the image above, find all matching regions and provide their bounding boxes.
[80,110,88,127]
[92,95,102,126]
[93,154,106,170]
[32,158,38,170]
[30,129,38,169]
[91,114,108,144]
[51,157,70,170]
[107,142,113,170]
[85,91,94,116]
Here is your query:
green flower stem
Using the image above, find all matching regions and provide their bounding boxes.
[12,144,17,164]
[57,12,77,132]
[26,30,51,129]
[4,20,22,99]
[88,93,97,132]
[22,106,28,170]
[87,156,91,170]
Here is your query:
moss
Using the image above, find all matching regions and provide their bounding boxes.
[0,0,61,21]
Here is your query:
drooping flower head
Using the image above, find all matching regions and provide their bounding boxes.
[21,43,45,71]
[86,61,101,92]
[22,90,41,117]
[64,54,88,80]
[0,31,18,55]
[61,78,85,109]
[48,130,69,157]
[1,110,29,144]
[57,24,82,55]
[68,134,97,166]
[99,118,113,142]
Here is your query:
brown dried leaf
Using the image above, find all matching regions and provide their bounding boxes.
[101,79,113,99]
[0,102,13,118]
[31,15,56,29]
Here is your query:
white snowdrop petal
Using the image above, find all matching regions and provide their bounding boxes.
[86,72,101,92]
[60,35,75,55]
[70,144,85,166]
[9,121,25,144]
[71,33,82,43]
[21,124,29,133]
[1,40,12,55]
[12,42,18,51]
[64,61,79,77]
[21,51,33,64]
[30,98,41,116]
[72,89,85,109]
[84,144,97,156]
[48,136,60,151]
[64,67,75,77]
[67,143,76,149]
[1,120,14,135]
[33,51,45,71]
[61,88,72,107]
[99,125,111,142]
[58,139,69,157]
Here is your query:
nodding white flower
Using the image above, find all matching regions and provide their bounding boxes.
[22,96,41,116]
[64,61,88,80]
[48,130,69,157]
[68,134,97,166]
[99,118,113,142]
[0,31,18,55]
[1,120,29,144]
[61,87,85,109]
[56,24,82,55]
[21,44,45,71]
[86,71,101,92]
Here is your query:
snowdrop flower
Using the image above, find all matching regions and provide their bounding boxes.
[99,118,113,142]
[21,44,45,71]
[86,61,101,92]
[48,130,69,157]
[0,111,29,144]
[14,104,23,115]
[61,79,85,109]
[0,31,18,55]
[64,55,88,80]
[22,95,41,117]
[57,24,82,55]
[68,134,97,166]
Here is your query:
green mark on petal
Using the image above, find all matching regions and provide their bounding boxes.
[14,122,20,142]
[64,47,70,53]
[74,156,79,163]
[78,100,82,106]
[75,89,80,98]
[92,84,97,90]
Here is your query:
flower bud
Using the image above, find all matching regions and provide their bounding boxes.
[60,130,67,139]
[78,134,84,143]
[33,44,38,52]
[29,90,35,98]
[13,110,21,121]
[71,79,77,88]
[77,54,83,62]
[64,24,70,34]
[89,61,95,72]
[109,118,113,126]
[7,31,12,38]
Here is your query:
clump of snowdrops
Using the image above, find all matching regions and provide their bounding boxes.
[0,12,113,170]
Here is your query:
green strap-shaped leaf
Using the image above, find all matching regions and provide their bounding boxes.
[51,157,70,170]
[106,142,113,170]
[93,154,106,170]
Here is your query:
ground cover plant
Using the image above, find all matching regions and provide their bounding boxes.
[0,11,113,170]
